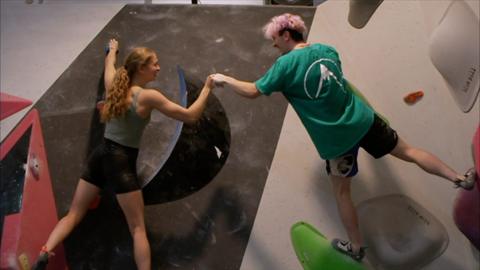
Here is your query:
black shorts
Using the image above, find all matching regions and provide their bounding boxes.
[359,113,398,159]
[81,139,140,194]
[326,114,398,177]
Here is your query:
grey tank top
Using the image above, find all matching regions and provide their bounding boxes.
[104,89,150,148]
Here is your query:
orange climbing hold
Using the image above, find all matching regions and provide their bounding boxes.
[404,90,424,104]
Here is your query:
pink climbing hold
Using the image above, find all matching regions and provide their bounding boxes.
[453,125,480,250]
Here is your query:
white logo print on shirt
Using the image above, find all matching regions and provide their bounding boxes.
[303,58,344,100]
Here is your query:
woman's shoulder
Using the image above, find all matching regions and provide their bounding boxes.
[137,88,162,96]
[136,88,166,103]
[132,86,155,96]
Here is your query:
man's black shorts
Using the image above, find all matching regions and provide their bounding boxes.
[359,113,398,159]
[326,114,398,177]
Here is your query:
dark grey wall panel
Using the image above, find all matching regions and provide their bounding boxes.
[34,4,315,269]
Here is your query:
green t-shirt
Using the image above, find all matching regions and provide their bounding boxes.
[255,43,374,159]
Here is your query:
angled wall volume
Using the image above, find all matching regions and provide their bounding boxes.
[0,109,67,269]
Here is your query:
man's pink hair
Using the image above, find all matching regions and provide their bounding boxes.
[263,13,307,40]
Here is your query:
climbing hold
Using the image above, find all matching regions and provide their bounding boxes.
[403,90,424,104]
[291,221,367,270]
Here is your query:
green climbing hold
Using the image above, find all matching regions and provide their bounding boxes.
[291,221,367,270]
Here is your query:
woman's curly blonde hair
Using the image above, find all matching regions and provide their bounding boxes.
[101,47,156,122]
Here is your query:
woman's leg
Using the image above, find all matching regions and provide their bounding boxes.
[43,179,100,252]
[116,190,151,270]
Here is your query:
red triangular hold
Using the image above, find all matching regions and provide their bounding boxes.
[0,92,33,121]
[0,109,67,269]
